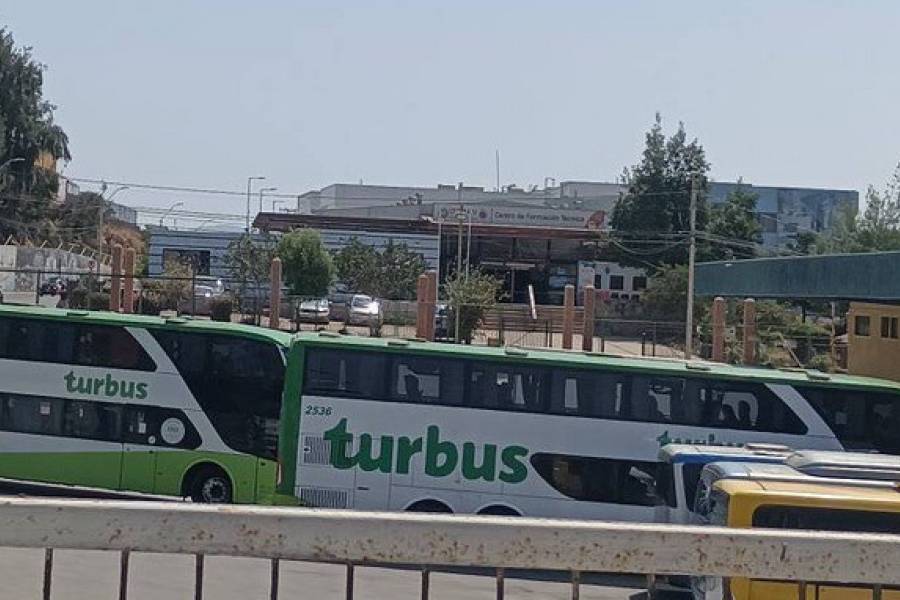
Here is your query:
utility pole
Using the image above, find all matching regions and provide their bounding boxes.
[454,182,465,342]
[246,176,265,232]
[685,175,699,359]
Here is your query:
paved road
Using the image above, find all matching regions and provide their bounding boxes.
[0,547,645,599]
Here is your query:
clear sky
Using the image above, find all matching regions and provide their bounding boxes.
[4,1,900,214]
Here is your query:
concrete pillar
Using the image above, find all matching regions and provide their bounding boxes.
[109,244,123,312]
[582,285,596,352]
[269,258,282,330]
[711,296,726,362]
[562,284,575,350]
[743,298,757,365]
[122,248,135,314]
[415,273,429,339]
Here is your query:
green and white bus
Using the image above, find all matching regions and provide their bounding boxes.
[280,333,900,520]
[0,304,291,503]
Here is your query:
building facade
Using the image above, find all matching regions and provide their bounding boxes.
[847,302,900,382]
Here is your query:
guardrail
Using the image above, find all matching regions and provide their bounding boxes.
[1,497,899,599]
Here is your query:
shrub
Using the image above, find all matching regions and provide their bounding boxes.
[210,295,234,322]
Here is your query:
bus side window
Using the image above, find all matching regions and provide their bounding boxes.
[123,405,200,449]
[801,387,900,453]
[391,355,464,406]
[73,325,155,371]
[0,393,64,436]
[63,400,121,442]
[630,376,684,423]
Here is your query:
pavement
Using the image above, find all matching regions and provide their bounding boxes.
[0,548,646,599]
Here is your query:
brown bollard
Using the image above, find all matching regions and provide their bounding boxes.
[711,296,726,362]
[269,258,282,330]
[109,245,123,312]
[562,284,575,350]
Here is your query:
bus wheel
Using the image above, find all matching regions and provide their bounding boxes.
[187,465,233,504]
[477,505,521,517]
[406,499,453,513]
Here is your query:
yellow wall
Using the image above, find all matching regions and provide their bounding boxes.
[847,302,900,382]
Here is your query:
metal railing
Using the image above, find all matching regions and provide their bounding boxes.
[1,497,900,599]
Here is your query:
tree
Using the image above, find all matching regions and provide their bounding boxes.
[334,238,379,294]
[704,184,763,260]
[53,191,111,249]
[372,241,427,299]
[641,264,690,321]
[335,238,427,299]
[444,270,502,344]
[0,28,71,241]
[223,234,277,321]
[809,163,900,254]
[611,113,709,266]
[277,229,335,297]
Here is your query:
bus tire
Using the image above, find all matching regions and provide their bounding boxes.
[185,464,233,504]
[477,505,521,517]
[405,499,453,513]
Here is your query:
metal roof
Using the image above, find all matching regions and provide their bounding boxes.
[695,251,900,301]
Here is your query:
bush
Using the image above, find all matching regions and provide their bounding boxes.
[69,288,110,311]
[445,270,502,344]
[210,296,234,322]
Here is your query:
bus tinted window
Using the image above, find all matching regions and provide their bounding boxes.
[391,355,464,405]
[0,317,154,371]
[753,505,900,534]
[696,381,806,434]
[0,393,121,442]
[469,362,549,412]
[550,371,630,418]
[530,453,668,507]
[122,405,201,449]
[152,331,284,458]
[303,349,388,400]
[798,386,900,453]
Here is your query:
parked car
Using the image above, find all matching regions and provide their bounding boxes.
[347,294,383,329]
[297,298,331,324]
[39,277,68,296]
[327,286,353,322]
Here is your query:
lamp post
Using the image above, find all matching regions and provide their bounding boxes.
[160,201,184,228]
[259,187,278,214]
[246,176,266,231]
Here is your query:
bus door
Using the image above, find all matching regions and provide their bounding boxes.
[119,405,157,493]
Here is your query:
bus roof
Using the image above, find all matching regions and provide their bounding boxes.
[705,461,899,491]
[293,331,900,393]
[0,303,293,347]
[659,443,792,464]
[787,450,900,481]
[716,477,900,509]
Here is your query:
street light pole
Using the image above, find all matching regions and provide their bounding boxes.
[259,187,278,214]
[246,176,265,232]
[160,201,185,228]
[98,186,130,253]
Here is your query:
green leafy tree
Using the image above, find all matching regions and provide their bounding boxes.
[641,264,690,321]
[806,163,900,254]
[277,229,335,297]
[335,238,427,299]
[223,234,277,321]
[334,238,379,293]
[704,184,763,260]
[444,269,502,344]
[0,28,71,241]
[611,113,709,266]
[373,241,426,300]
[53,191,111,248]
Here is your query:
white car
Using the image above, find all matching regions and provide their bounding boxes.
[297,298,330,324]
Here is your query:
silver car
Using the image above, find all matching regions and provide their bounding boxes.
[297,298,330,324]
[347,294,382,328]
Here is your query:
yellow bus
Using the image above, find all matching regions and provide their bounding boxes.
[696,477,900,599]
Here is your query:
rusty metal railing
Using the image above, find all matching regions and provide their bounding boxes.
[1,497,900,599]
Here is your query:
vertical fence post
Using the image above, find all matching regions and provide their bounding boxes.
[269,258,282,330]
[122,248,135,314]
[743,298,757,365]
[109,244,123,312]
[562,284,575,350]
[425,270,437,341]
[415,273,429,339]
[581,285,595,352]
[712,296,726,362]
